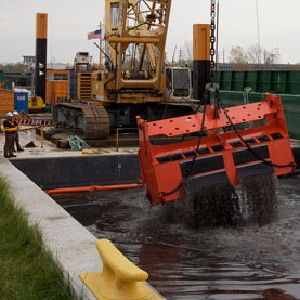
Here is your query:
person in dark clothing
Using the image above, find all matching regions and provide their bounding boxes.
[3,112,17,158]
[12,111,24,152]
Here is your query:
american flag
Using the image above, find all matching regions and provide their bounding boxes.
[88,29,102,40]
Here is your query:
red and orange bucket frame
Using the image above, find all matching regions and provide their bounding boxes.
[137,94,296,205]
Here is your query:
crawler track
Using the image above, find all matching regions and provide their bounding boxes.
[53,102,110,139]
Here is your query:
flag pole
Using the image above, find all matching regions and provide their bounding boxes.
[99,21,103,67]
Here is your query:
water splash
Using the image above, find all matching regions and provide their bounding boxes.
[241,172,277,225]
[184,181,240,228]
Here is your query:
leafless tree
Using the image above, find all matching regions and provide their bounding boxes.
[263,48,280,65]
[0,63,27,73]
[229,46,248,65]
[246,44,262,64]
[183,41,193,62]
[167,41,193,67]
[229,44,280,65]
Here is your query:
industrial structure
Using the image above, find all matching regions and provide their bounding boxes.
[53,0,195,139]
[0,1,299,299]
[0,2,298,215]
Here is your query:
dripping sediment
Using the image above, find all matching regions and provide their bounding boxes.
[184,180,240,228]
[184,171,277,228]
[241,172,278,225]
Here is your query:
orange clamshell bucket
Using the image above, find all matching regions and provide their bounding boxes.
[137,94,296,205]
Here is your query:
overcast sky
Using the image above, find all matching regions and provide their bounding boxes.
[0,0,299,64]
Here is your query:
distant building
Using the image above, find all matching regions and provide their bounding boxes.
[23,56,36,69]
[47,63,71,70]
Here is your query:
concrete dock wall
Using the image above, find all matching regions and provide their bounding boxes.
[11,155,140,189]
[0,157,100,299]
[11,148,300,190]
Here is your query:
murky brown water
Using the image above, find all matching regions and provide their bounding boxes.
[54,177,300,299]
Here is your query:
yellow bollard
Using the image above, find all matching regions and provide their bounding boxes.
[80,239,164,300]
[82,148,93,155]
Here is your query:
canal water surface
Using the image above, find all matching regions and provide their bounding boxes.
[54,177,300,299]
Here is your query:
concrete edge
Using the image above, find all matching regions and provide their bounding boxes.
[0,157,99,300]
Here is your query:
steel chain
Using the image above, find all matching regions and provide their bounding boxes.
[159,0,217,198]
[209,0,294,171]
[218,97,295,169]
[209,0,217,85]
[159,0,293,199]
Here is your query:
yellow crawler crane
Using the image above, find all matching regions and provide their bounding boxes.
[103,0,169,103]
[53,0,195,139]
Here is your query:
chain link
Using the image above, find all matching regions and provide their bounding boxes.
[218,99,295,169]
[208,0,294,171]
[209,0,217,85]
[159,1,217,198]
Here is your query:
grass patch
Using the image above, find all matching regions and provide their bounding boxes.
[0,178,74,300]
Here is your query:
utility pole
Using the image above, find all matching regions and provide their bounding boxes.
[255,0,262,64]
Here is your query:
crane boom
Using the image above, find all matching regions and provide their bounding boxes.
[104,0,172,102]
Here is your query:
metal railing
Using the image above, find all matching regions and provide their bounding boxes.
[114,127,139,152]
[17,117,52,127]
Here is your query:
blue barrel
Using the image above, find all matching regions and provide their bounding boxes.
[14,92,29,113]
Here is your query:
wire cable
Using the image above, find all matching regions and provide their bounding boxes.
[255,0,262,64]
